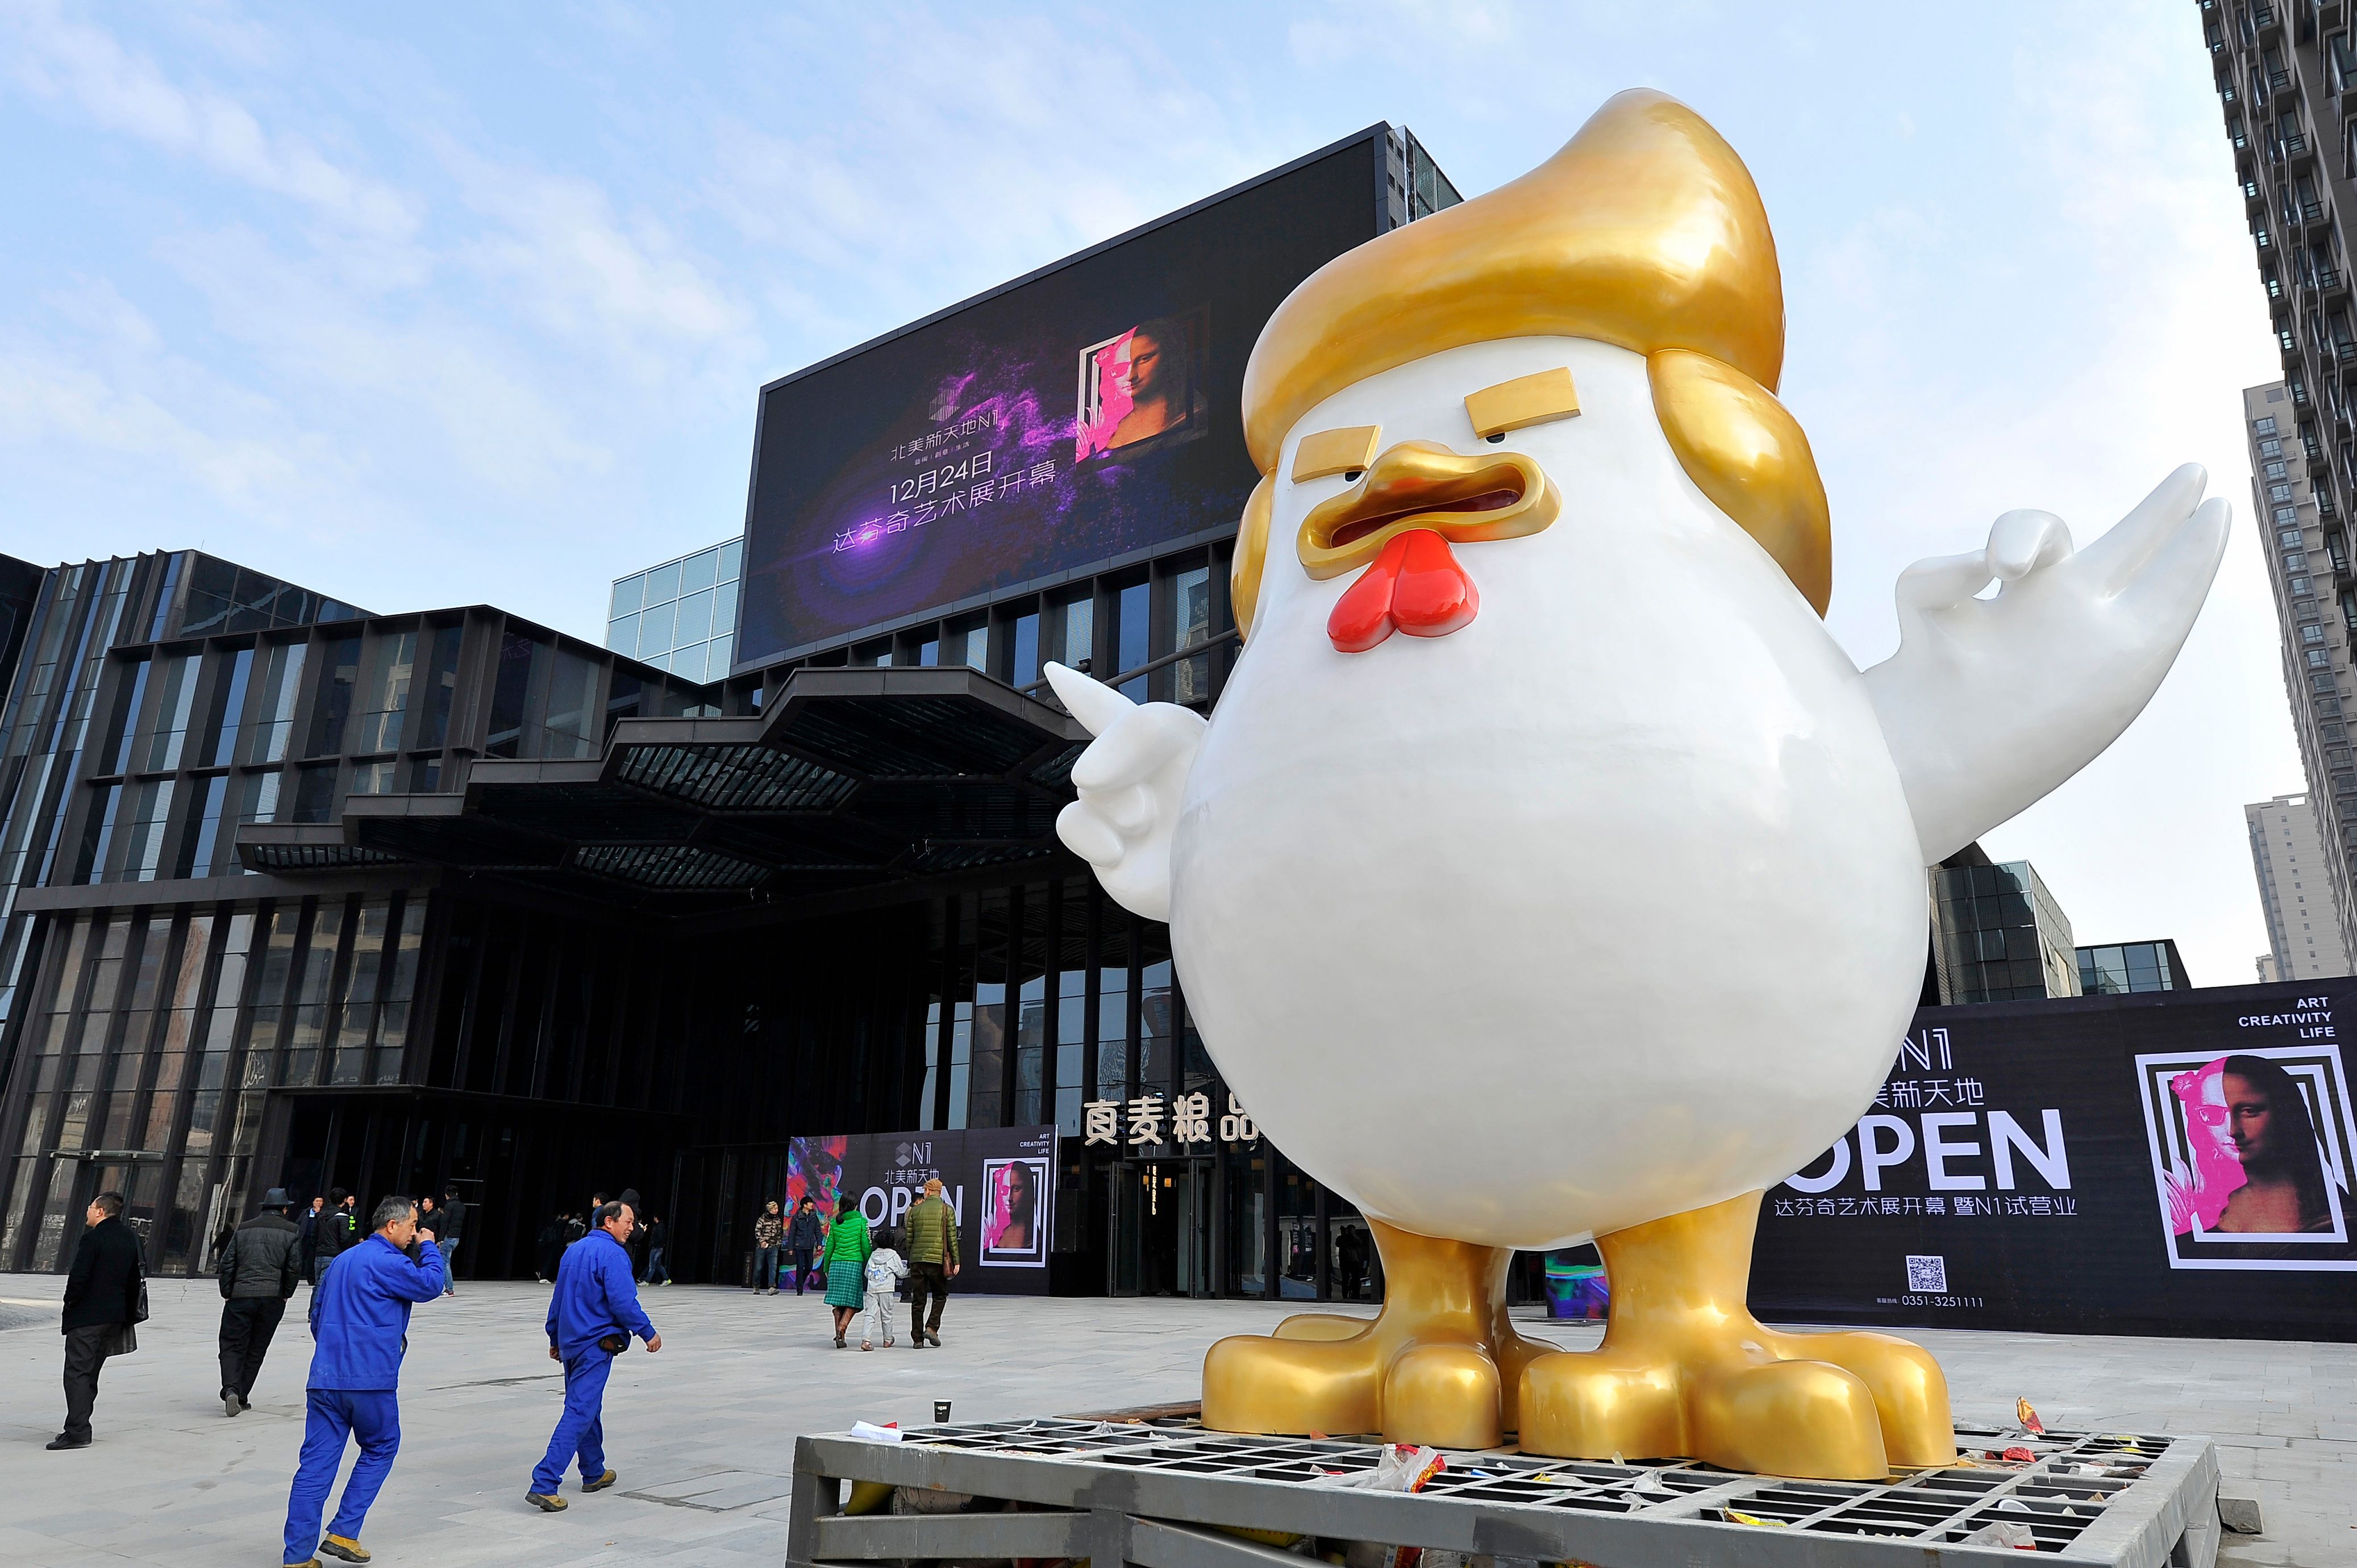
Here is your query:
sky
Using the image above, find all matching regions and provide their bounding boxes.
[0,2,2298,984]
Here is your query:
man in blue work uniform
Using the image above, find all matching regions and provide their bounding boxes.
[526,1199,661,1512]
[282,1195,444,1567]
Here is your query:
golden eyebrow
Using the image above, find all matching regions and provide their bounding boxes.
[1290,424,1380,482]
[1464,368,1580,439]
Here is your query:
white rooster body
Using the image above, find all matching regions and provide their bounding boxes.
[1172,336,1923,1249]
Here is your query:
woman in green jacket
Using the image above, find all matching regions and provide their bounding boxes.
[819,1206,872,1348]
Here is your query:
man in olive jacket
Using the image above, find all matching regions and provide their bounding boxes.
[51,1191,143,1450]
[217,1187,303,1416]
[903,1178,960,1348]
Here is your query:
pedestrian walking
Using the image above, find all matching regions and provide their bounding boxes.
[298,1195,324,1284]
[49,1191,143,1450]
[904,1177,960,1349]
[752,1199,784,1294]
[534,1213,563,1282]
[433,1186,465,1295]
[525,1200,661,1512]
[563,1211,587,1249]
[216,1187,303,1417]
[819,1202,872,1348]
[313,1189,357,1276]
[640,1216,669,1285]
[785,1195,823,1295]
[280,1195,444,1568]
[859,1227,907,1351]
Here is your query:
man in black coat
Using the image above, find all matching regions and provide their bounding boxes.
[314,1189,357,1275]
[52,1191,142,1450]
[434,1185,465,1297]
[216,1187,303,1416]
[298,1195,324,1283]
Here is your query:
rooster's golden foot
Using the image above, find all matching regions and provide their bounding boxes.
[1201,1223,1555,1449]
[1514,1192,1955,1479]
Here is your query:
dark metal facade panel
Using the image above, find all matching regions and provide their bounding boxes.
[471,781,706,843]
[236,665,1093,913]
[772,693,1065,778]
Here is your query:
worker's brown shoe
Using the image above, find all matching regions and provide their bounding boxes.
[525,1491,569,1512]
[318,1536,370,1563]
[582,1469,618,1492]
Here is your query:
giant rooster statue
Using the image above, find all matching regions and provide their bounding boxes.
[1046,90,2228,1479]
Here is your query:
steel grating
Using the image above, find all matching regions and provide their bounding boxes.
[240,841,409,871]
[788,1416,2220,1568]
[571,842,766,889]
[617,742,859,812]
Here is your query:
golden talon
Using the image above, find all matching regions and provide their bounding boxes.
[1515,1191,1956,1479]
[1202,1221,1556,1449]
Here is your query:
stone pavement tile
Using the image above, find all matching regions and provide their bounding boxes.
[1,1274,2344,1567]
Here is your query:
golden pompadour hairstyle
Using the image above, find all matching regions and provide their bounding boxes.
[1229,90,1829,641]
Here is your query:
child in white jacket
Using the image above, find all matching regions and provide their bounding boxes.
[861,1230,909,1350]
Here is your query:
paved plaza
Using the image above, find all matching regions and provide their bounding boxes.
[0,1271,2348,1567]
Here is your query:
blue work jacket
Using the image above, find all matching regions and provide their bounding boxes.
[306,1233,445,1390]
[547,1227,656,1361]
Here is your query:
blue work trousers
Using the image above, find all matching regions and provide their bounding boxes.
[531,1349,614,1495]
[284,1388,400,1565]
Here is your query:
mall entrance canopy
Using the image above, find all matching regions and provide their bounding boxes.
[235,666,1092,915]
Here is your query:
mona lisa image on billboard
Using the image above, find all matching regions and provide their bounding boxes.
[981,1155,1052,1266]
[2136,1040,2357,1270]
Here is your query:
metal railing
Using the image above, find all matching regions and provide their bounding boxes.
[1016,628,1243,706]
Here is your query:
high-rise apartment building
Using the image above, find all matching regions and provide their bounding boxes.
[2205,3,2357,959]
[2238,382,2357,960]
[2245,790,2355,976]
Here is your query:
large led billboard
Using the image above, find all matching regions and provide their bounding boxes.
[736,131,1392,668]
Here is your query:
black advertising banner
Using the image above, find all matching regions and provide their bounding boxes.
[1750,983,2357,1340]
[785,1127,1057,1296]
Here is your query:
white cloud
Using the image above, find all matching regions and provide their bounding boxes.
[443,143,748,355]
[2,0,421,239]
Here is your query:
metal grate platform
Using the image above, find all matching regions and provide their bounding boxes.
[786,1415,2221,1567]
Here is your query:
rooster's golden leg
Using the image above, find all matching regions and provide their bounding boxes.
[1201,1221,1557,1449]
[1516,1191,1956,1478]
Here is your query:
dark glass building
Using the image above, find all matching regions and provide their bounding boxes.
[0,126,1463,1303]
[2075,940,2192,995]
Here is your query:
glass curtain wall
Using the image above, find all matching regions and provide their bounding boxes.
[0,891,428,1274]
[608,538,743,683]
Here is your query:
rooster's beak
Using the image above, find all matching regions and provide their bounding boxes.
[1299,441,1558,653]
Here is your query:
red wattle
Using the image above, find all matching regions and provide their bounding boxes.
[1326,529,1480,653]
[1390,528,1480,638]
[1327,537,1406,652]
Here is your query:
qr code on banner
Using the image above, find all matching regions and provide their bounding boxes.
[1905,1255,1949,1293]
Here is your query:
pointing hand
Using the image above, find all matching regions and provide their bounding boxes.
[1045,662,1206,922]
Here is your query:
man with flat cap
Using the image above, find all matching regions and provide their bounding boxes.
[217,1187,304,1416]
